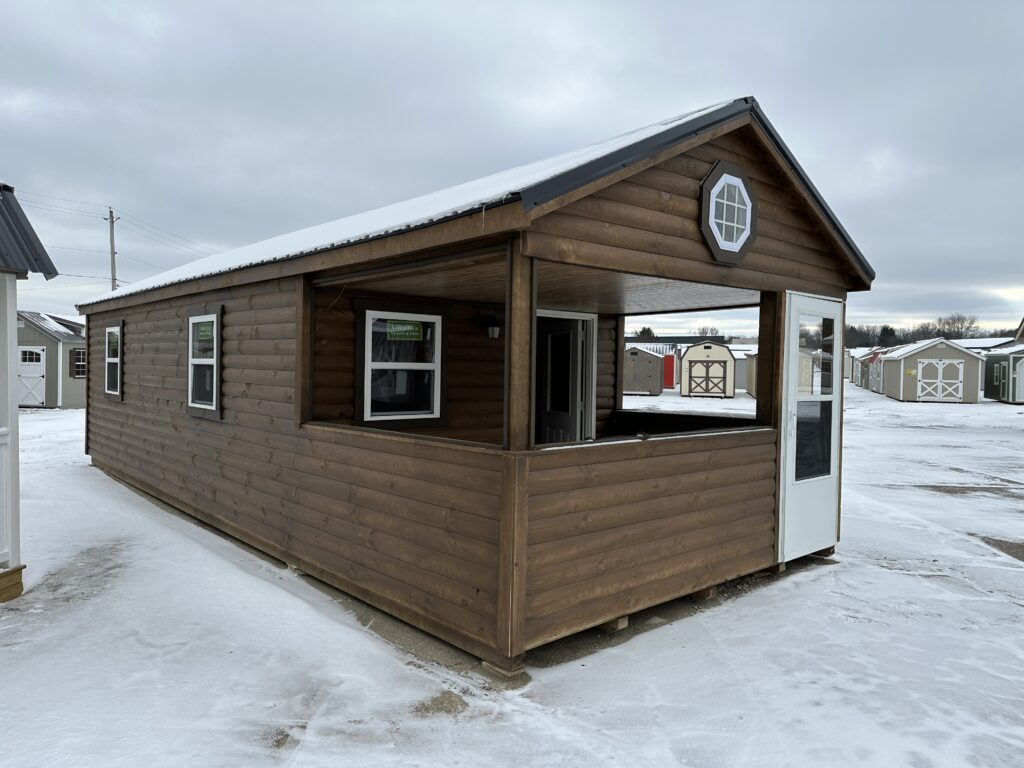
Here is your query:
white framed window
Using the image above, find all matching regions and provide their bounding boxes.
[72,348,87,378]
[188,314,219,411]
[994,365,1002,385]
[20,350,41,363]
[363,310,442,421]
[708,174,752,252]
[105,326,121,396]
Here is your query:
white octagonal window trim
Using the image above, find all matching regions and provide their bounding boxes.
[708,174,753,252]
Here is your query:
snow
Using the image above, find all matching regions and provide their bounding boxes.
[80,100,737,309]
[3,390,1024,767]
[880,337,984,361]
[624,388,757,417]
[952,337,1013,350]
[988,343,1024,356]
[19,310,84,341]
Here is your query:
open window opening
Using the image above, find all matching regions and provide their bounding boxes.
[612,304,764,437]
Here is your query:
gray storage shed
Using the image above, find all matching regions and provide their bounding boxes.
[880,338,983,403]
[983,344,1024,404]
[622,345,663,396]
[16,311,86,408]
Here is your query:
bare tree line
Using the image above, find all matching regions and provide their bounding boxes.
[846,313,1016,348]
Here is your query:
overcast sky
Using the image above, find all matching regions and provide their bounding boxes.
[4,1,1023,335]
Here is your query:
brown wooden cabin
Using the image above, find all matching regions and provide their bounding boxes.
[77,97,874,673]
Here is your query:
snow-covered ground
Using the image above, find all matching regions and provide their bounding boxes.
[3,388,1023,767]
[624,388,757,416]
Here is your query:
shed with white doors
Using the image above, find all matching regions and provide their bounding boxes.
[16,311,86,408]
[880,338,983,403]
[0,181,58,603]
[983,344,1024,404]
[622,345,664,395]
[680,340,736,398]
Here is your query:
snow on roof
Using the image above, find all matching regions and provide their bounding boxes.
[951,337,1013,349]
[846,347,872,358]
[727,344,758,359]
[81,100,737,308]
[880,338,983,361]
[625,343,672,357]
[18,310,85,342]
[988,343,1024,356]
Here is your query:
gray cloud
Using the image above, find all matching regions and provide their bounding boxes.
[4,1,1023,329]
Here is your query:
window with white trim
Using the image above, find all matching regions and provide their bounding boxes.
[994,365,1001,385]
[72,348,87,378]
[709,174,752,251]
[21,350,41,363]
[105,326,121,395]
[188,314,219,410]
[364,310,441,420]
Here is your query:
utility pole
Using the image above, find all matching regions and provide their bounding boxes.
[105,206,119,290]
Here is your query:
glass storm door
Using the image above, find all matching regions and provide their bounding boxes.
[535,317,582,444]
[780,292,844,562]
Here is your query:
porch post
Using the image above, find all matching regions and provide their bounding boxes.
[504,236,535,451]
[493,236,533,672]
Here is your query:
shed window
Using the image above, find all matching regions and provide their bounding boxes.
[188,314,219,410]
[72,348,87,378]
[994,365,1001,385]
[363,310,442,420]
[21,350,41,363]
[709,175,752,251]
[105,326,121,396]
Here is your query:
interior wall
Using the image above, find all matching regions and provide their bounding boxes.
[311,288,506,444]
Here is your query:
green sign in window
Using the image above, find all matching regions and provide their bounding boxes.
[387,320,423,341]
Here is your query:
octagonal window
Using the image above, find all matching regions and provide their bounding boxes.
[709,174,752,252]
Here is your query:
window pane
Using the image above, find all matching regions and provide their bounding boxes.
[798,315,835,396]
[370,369,434,416]
[106,362,118,392]
[191,363,215,406]
[191,320,216,359]
[107,331,119,358]
[795,400,832,481]
[714,200,725,222]
[725,204,737,225]
[736,206,747,227]
[371,318,436,363]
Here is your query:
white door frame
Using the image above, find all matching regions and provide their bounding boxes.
[536,309,597,441]
[778,291,844,563]
[1015,359,1024,402]
[1,274,19,569]
[17,345,47,407]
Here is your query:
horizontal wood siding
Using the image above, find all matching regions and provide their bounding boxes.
[522,429,778,649]
[311,288,505,444]
[86,277,506,661]
[525,126,855,297]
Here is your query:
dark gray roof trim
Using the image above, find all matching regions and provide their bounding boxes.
[518,96,874,282]
[0,183,58,279]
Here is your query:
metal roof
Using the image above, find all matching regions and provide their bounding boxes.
[80,96,872,310]
[17,310,85,343]
[880,338,985,362]
[0,183,58,279]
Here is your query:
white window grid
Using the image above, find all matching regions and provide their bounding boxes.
[73,349,87,378]
[187,314,218,410]
[105,326,120,395]
[364,310,442,421]
[708,173,752,252]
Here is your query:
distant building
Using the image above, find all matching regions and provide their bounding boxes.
[16,311,87,408]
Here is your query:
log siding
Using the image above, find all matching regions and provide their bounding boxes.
[522,428,778,649]
[86,277,507,662]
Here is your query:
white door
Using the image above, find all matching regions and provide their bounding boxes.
[779,293,844,562]
[17,346,46,406]
[1015,359,1024,402]
[917,359,963,402]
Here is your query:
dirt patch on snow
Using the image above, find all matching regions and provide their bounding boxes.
[413,689,469,717]
[977,536,1024,563]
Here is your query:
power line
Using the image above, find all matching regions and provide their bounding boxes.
[44,244,109,253]
[18,190,108,209]
[118,219,210,258]
[20,202,104,219]
[117,209,216,254]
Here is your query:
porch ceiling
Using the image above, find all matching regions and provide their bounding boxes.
[345,257,760,314]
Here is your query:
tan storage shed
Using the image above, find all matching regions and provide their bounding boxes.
[880,338,983,403]
[622,346,664,396]
[745,352,758,398]
[680,340,736,398]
